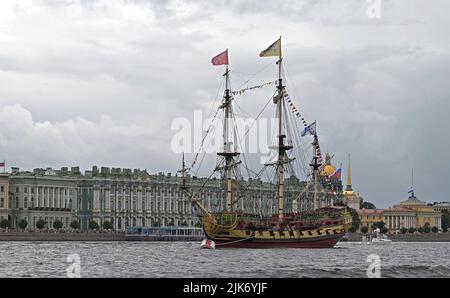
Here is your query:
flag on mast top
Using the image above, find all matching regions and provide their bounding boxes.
[259,37,282,58]
[211,49,229,66]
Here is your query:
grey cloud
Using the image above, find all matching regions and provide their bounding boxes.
[0,0,449,209]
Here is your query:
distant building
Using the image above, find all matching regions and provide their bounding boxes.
[2,161,355,231]
[0,173,9,222]
[359,209,384,231]
[382,207,417,233]
[396,193,441,230]
[4,166,338,231]
[431,202,450,213]
[359,191,442,234]
[76,168,199,230]
[8,167,77,229]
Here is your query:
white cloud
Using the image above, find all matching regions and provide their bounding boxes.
[0,104,171,171]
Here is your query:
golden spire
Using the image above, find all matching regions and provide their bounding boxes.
[346,154,352,191]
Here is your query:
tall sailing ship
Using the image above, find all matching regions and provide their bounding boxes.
[180,38,352,248]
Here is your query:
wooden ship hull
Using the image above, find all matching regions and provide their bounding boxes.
[205,228,345,248]
[200,208,350,249]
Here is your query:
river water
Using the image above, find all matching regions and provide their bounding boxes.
[0,241,449,278]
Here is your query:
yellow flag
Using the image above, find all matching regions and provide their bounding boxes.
[259,38,281,57]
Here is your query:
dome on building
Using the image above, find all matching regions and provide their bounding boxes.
[321,164,336,177]
[320,153,336,177]
[343,189,357,197]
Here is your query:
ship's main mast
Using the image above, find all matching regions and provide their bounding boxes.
[218,65,239,212]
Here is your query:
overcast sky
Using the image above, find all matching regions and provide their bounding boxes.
[1,0,449,208]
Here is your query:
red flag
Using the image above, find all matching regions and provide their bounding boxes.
[211,49,228,66]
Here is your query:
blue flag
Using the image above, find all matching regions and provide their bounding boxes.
[301,121,316,137]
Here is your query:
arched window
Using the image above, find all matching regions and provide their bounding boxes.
[0,197,3,208]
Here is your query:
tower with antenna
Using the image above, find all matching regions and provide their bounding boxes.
[408,168,416,198]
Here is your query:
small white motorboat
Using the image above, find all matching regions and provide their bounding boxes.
[370,228,392,244]
[371,234,392,244]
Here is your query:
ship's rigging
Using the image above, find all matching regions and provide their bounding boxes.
[178,39,351,248]
[182,50,340,215]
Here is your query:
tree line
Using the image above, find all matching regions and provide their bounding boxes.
[0,218,113,231]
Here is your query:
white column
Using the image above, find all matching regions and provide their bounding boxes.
[65,188,68,209]
[115,189,119,210]
[58,187,62,208]
[72,188,77,211]
[105,188,111,212]
[37,187,41,207]
[49,187,52,208]
[56,188,60,208]
[137,187,142,212]
[43,187,46,208]
[93,187,100,212]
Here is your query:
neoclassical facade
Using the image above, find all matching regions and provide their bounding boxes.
[8,167,77,229]
[397,194,442,230]
[0,174,9,221]
[5,166,342,231]
[359,193,442,233]
[78,168,198,230]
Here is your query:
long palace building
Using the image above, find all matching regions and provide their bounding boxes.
[1,161,445,233]
[1,165,340,231]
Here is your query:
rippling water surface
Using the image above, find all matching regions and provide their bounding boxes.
[0,241,449,278]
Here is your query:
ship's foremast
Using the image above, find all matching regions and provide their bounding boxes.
[180,55,240,217]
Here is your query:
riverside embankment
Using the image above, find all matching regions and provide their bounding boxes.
[0,231,125,241]
[346,232,450,242]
